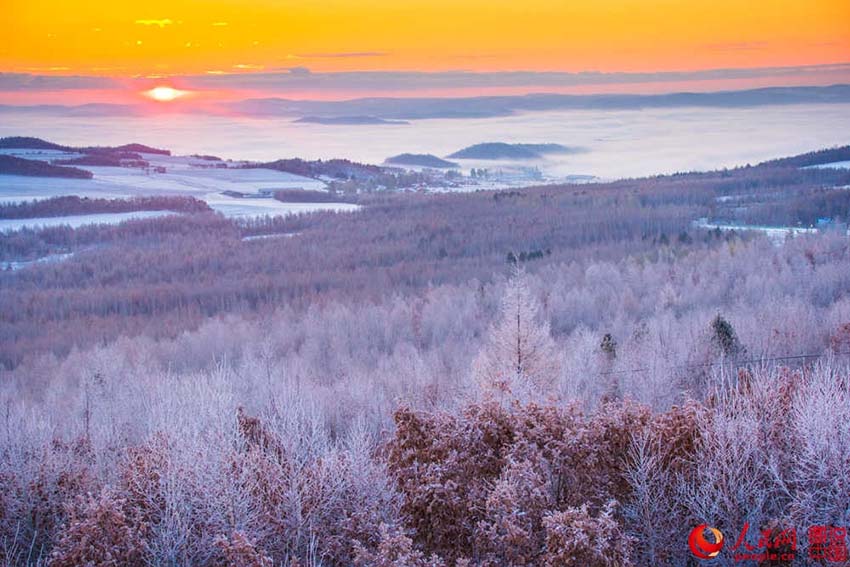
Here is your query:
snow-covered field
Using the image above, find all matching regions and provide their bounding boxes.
[0,150,325,200]
[0,149,86,161]
[206,194,359,218]
[0,150,360,224]
[693,219,821,244]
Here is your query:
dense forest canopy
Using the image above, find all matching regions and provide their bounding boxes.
[1,146,849,369]
[0,195,211,219]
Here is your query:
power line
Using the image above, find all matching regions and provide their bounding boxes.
[598,350,850,376]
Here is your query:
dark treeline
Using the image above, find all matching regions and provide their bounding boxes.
[0,136,68,151]
[0,195,211,220]
[248,157,383,180]
[0,155,93,179]
[272,189,356,203]
[53,152,148,168]
[759,145,850,168]
[1,149,849,368]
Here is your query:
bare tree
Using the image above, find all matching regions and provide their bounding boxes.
[473,270,561,401]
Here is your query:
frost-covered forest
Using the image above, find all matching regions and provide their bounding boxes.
[1,147,850,565]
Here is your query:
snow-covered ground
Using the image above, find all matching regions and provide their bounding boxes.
[693,219,820,244]
[0,149,325,201]
[0,211,177,232]
[806,161,850,170]
[0,150,360,222]
[242,232,300,242]
[1,251,74,271]
[206,194,359,218]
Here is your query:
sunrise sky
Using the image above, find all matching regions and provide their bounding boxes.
[2,0,849,105]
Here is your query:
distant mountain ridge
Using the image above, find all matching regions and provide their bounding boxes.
[0,155,93,179]
[228,84,850,120]
[0,137,68,151]
[249,158,383,180]
[1,85,848,121]
[0,136,171,155]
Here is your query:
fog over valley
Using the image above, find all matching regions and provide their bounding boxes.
[1,102,849,180]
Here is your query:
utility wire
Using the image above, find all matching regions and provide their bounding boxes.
[598,350,850,376]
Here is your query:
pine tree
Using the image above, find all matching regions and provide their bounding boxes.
[600,333,621,401]
[710,314,743,357]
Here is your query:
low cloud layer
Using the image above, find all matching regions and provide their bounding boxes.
[183,62,850,92]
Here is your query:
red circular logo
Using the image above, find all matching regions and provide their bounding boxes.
[689,524,724,559]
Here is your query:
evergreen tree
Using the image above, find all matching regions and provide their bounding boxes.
[710,314,743,357]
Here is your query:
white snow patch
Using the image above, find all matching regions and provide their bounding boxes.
[0,211,176,232]
[805,160,850,170]
[693,218,819,245]
[205,193,359,218]
[1,252,74,271]
[241,232,299,242]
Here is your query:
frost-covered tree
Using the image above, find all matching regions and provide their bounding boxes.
[473,270,561,400]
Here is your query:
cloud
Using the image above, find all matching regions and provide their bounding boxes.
[0,73,119,91]
[284,66,312,76]
[293,51,388,59]
[182,62,850,93]
[0,103,146,116]
[135,19,173,28]
[3,62,850,113]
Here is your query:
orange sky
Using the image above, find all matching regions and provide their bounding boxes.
[3,0,849,77]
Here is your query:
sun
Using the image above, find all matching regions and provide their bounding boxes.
[145,86,188,102]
